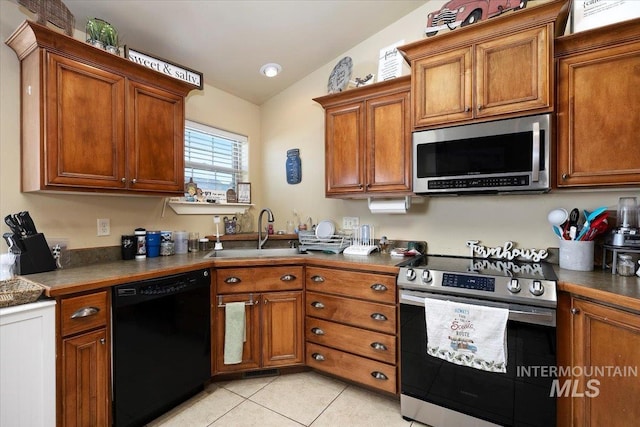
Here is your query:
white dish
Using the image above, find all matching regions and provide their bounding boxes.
[315,220,335,240]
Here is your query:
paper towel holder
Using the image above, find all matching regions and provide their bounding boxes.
[367,196,411,214]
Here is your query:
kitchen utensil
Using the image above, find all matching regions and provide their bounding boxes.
[547,208,568,239]
[581,212,609,241]
[576,206,608,241]
[566,208,580,240]
[4,215,22,236]
[18,211,37,235]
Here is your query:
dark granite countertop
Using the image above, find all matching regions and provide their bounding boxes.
[19,249,640,312]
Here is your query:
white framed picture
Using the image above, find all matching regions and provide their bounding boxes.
[572,0,640,33]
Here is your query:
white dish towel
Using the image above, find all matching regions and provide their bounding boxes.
[224,302,246,365]
[424,297,509,373]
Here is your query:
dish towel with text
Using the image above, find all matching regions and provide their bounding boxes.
[424,297,508,373]
[224,301,246,365]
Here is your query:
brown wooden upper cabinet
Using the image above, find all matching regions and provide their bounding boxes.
[398,0,571,130]
[555,18,640,188]
[6,21,195,195]
[313,76,412,198]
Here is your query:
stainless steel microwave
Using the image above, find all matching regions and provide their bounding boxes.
[413,114,551,195]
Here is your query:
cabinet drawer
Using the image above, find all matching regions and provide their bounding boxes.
[306,342,396,394]
[216,266,303,293]
[306,267,396,303]
[60,291,108,337]
[306,291,396,334]
[306,317,396,364]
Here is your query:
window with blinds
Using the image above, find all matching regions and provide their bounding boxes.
[184,120,248,191]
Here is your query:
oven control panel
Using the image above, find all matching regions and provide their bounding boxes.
[398,267,557,308]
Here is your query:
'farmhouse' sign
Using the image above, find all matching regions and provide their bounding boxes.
[125,47,203,90]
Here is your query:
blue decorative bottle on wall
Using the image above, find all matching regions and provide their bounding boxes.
[286,148,302,184]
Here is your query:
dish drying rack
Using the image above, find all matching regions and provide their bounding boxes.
[298,231,352,254]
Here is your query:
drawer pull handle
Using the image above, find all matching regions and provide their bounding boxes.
[280,274,296,282]
[370,342,387,351]
[311,327,325,335]
[371,371,388,380]
[224,276,242,284]
[312,353,325,361]
[370,283,387,292]
[70,306,100,319]
[370,313,387,321]
[311,275,325,283]
[311,301,325,309]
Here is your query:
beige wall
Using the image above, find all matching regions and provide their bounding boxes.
[1,1,260,249]
[1,0,638,256]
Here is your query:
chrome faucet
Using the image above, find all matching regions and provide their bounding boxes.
[257,208,275,249]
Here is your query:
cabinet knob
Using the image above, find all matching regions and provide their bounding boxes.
[571,308,580,315]
[312,353,325,361]
[311,275,325,283]
[562,173,569,180]
[358,184,364,189]
[465,106,471,112]
[370,283,387,292]
[280,274,296,282]
[371,371,388,380]
[370,342,387,351]
[311,327,325,335]
[71,306,100,319]
[100,338,106,345]
[477,104,483,111]
[370,312,387,321]
[131,178,137,184]
[224,276,242,284]
[311,301,325,309]
[121,177,126,183]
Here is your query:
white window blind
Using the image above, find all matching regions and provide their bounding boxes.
[184,120,248,191]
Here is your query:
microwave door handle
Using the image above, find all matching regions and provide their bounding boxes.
[531,122,540,182]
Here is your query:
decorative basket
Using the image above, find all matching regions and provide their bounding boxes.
[0,277,46,308]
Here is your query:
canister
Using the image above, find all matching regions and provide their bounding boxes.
[617,254,635,276]
[173,231,188,254]
[146,231,161,258]
[134,228,146,260]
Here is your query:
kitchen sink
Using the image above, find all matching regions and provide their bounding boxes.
[203,248,307,259]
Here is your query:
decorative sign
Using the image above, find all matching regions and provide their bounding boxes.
[466,240,549,262]
[377,40,407,82]
[237,182,251,204]
[125,47,203,89]
[571,0,640,33]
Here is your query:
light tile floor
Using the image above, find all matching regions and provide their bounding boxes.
[148,371,427,426]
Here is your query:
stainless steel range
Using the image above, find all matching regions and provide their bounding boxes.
[397,255,558,427]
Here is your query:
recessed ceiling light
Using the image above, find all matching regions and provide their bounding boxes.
[260,63,282,77]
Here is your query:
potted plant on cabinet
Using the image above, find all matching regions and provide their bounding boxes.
[101,23,120,55]
[85,18,105,49]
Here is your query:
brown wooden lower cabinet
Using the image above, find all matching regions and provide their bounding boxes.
[558,293,640,426]
[58,290,110,427]
[213,291,304,373]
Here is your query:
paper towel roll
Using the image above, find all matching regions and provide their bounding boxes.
[368,197,411,214]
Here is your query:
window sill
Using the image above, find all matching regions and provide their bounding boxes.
[166,199,253,215]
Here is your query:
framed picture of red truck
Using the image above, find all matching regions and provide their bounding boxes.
[425,0,532,37]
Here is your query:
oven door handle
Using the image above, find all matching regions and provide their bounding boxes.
[399,291,556,327]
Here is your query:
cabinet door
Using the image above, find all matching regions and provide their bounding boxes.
[571,298,640,426]
[46,53,126,189]
[365,89,412,193]
[475,25,551,118]
[62,329,109,427]
[413,46,472,128]
[214,294,261,373]
[557,40,640,187]
[262,291,304,367]
[127,81,185,193]
[324,102,365,196]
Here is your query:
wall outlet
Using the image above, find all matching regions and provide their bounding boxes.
[97,218,110,236]
[342,216,359,230]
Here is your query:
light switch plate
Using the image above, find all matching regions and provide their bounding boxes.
[342,216,359,230]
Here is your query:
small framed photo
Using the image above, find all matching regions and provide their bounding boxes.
[237,182,251,204]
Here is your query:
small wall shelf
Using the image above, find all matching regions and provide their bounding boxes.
[166,200,253,215]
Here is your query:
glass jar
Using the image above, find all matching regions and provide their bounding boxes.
[617,254,636,276]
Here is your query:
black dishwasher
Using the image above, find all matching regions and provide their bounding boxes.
[112,269,211,427]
